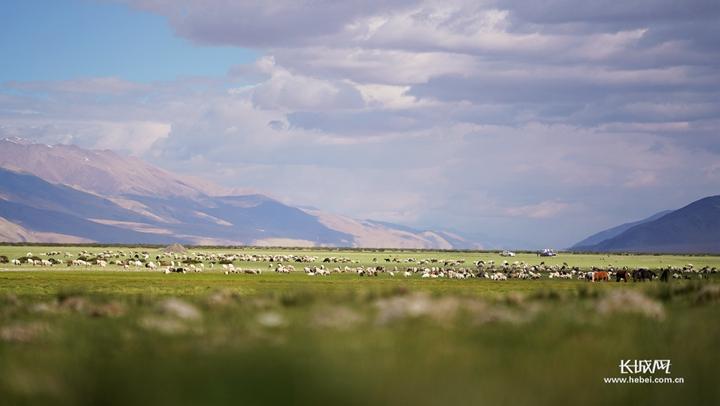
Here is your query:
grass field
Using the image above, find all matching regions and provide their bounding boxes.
[1,245,719,405]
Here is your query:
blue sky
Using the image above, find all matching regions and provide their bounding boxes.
[0,0,257,82]
[0,0,719,248]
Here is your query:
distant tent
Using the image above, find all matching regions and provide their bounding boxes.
[164,243,188,254]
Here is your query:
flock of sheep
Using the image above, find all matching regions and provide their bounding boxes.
[2,250,716,282]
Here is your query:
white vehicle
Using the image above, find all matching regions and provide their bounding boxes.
[500,250,516,257]
[539,249,557,257]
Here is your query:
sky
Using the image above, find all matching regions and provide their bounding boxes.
[1,0,719,248]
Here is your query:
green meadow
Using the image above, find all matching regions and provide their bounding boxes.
[1,245,719,405]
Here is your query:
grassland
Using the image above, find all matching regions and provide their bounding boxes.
[1,245,719,405]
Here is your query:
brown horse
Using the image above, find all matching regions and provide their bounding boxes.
[592,271,609,282]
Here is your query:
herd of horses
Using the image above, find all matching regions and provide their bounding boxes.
[592,268,666,282]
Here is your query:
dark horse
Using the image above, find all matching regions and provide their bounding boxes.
[615,270,629,282]
[632,268,656,282]
[660,269,669,282]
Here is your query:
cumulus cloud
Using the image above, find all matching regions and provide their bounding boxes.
[242,57,365,111]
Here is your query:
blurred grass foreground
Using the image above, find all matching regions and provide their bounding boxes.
[0,247,719,405]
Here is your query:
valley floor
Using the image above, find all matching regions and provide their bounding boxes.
[1,246,719,405]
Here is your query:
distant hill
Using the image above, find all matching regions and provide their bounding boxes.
[0,137,233,197]
[570,210,672,249]
[0,138,470,248]
[0,168,183,243]
[363,220,485,250]
[572,196,720,253]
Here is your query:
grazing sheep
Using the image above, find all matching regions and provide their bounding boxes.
[275,264,294,273]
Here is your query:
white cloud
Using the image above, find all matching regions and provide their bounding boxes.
[355,84,424,109]
[249,66,365,111]
[272,47,479,85]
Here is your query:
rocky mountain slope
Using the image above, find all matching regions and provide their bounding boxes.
[0,138,470,248]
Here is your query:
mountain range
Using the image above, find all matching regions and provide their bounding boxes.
[0,138,480,249]
[2,138,717,252]
[570,196,720,253]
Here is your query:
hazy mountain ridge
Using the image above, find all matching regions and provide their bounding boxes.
[570,210,673,249]
[0,139,464,248]
[571,196,720,253]
[0,137,235,197]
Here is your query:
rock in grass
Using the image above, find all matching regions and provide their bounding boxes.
[256,311,286,328]
[140,316,190,335]
[694,285,720,304]
[0,322,49,343]
[596,291,665,320]
[311,306,364,330]
[158,298,202,321]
